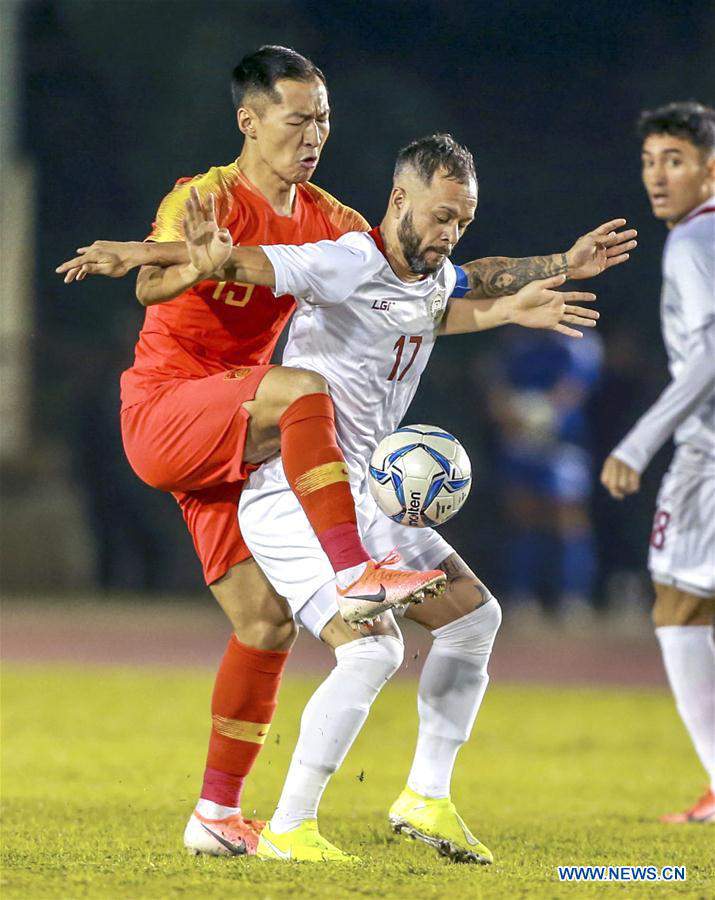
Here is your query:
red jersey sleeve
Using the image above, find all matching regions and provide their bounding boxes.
[147,166,235,242]
[303,183,370,237]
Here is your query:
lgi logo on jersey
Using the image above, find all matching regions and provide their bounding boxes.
[371,299,395,311]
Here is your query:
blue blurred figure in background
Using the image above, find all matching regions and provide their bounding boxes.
[486,329,604,618]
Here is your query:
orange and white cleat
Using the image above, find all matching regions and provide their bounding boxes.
[659,789,715,824]
[184,808,266,855]
[337,552,446,625]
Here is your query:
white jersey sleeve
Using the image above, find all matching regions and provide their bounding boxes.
[668,233,715,332]
[261,233,373,307]
[612,318,715,472]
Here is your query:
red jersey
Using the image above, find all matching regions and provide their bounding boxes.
[120,161,369,408]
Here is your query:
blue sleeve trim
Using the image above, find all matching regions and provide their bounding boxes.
[451,264,470,298]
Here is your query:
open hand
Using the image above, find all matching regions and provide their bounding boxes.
[600,454,641,499]
[55,241,141,283]
[183,186,232,277]
[566,219,638,279]
[511,274,598,338]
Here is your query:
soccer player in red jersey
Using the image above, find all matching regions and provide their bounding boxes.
[58,46,637,855]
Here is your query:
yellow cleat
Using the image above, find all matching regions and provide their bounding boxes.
[389,786,493,864]
[256,820,359,862]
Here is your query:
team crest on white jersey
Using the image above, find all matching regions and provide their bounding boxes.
[430,287,447,321]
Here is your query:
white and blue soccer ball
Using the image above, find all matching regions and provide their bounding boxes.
[368,424,472,527]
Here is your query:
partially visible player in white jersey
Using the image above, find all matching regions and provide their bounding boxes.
[175,133,635,862]
[602,101,715,825]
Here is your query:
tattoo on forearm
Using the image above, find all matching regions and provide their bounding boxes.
[463,253,568,299]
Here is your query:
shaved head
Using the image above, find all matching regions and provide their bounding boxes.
[394,133,477,188]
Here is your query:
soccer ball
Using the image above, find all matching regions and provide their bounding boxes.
[368,424,472,527]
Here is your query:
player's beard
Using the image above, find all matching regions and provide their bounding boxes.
[397,211,443,276]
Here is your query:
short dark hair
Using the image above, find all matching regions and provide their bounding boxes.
[638,101,715,155]
[394,133,476,186]
[231,45,326,110]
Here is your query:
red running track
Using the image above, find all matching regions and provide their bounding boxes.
[1,598,666,687]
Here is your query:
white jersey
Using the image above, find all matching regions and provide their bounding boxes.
[238,230,457,612]
[613,197,715,472]
[262,229,457,493]
[662,197,715,451]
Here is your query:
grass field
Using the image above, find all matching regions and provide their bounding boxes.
[2,664,713,898]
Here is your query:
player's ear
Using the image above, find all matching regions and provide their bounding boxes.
[237,107,257,140]
[705,151,715,183]
[390,185,406,214]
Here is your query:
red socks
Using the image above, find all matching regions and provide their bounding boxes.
[201,394,368,809]
[279,393,370,572]
[201,635,288,808]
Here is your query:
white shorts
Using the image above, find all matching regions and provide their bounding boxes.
[238,457,453,638]
[648,444,715,598]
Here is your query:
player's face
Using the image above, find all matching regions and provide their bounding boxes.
[398,172,477,275]
[641,134,715,226]
[251,78,330,185]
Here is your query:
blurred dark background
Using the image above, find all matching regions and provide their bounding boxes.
[2,0,714,612]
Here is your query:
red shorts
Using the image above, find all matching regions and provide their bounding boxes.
[121,365,273,585]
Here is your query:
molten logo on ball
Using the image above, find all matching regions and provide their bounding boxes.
[368,424,472,528]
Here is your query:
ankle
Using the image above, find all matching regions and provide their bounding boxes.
[196,798,241,819]
[269,811,311,834]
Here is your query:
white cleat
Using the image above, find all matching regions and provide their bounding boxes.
[183,808,265,856]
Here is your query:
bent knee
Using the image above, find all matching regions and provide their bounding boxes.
[291,367,329,396]
[269,616,299,650]
[652,582,715,628]
[235,616,298,651]
[432,593,502,658]
[274,366,329,408]
[482,593,503,635]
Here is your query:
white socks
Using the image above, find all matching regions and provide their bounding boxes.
[270,634,404,834]
[656,625,715,790]
[270,599,502,832]
[408,598,502,799]
[195,799,240,819]
[335,561,368,591]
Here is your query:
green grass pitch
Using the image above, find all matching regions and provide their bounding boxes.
[2,664,713,898]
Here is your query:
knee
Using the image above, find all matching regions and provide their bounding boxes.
[266,616,299,651]
[212,560,298,650]
[278,367,329,408]
[472,594,502,647]
[434,594,502,658]
[214,587,298,652]
[339,633,404,684]
[652,582,715,628]
[273,617,300,650]
[482,594,503,637]
[235,616,298,652]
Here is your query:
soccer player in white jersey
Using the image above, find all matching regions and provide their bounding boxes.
[601,102,715,825]
[172,133,633,862]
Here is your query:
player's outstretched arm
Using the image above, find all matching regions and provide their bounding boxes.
[440,274,598,337]
[55,240,190,285]
[457,219,637,298]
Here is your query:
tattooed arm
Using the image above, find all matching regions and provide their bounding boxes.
[460,253,568,299]
[456,218,638,299]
